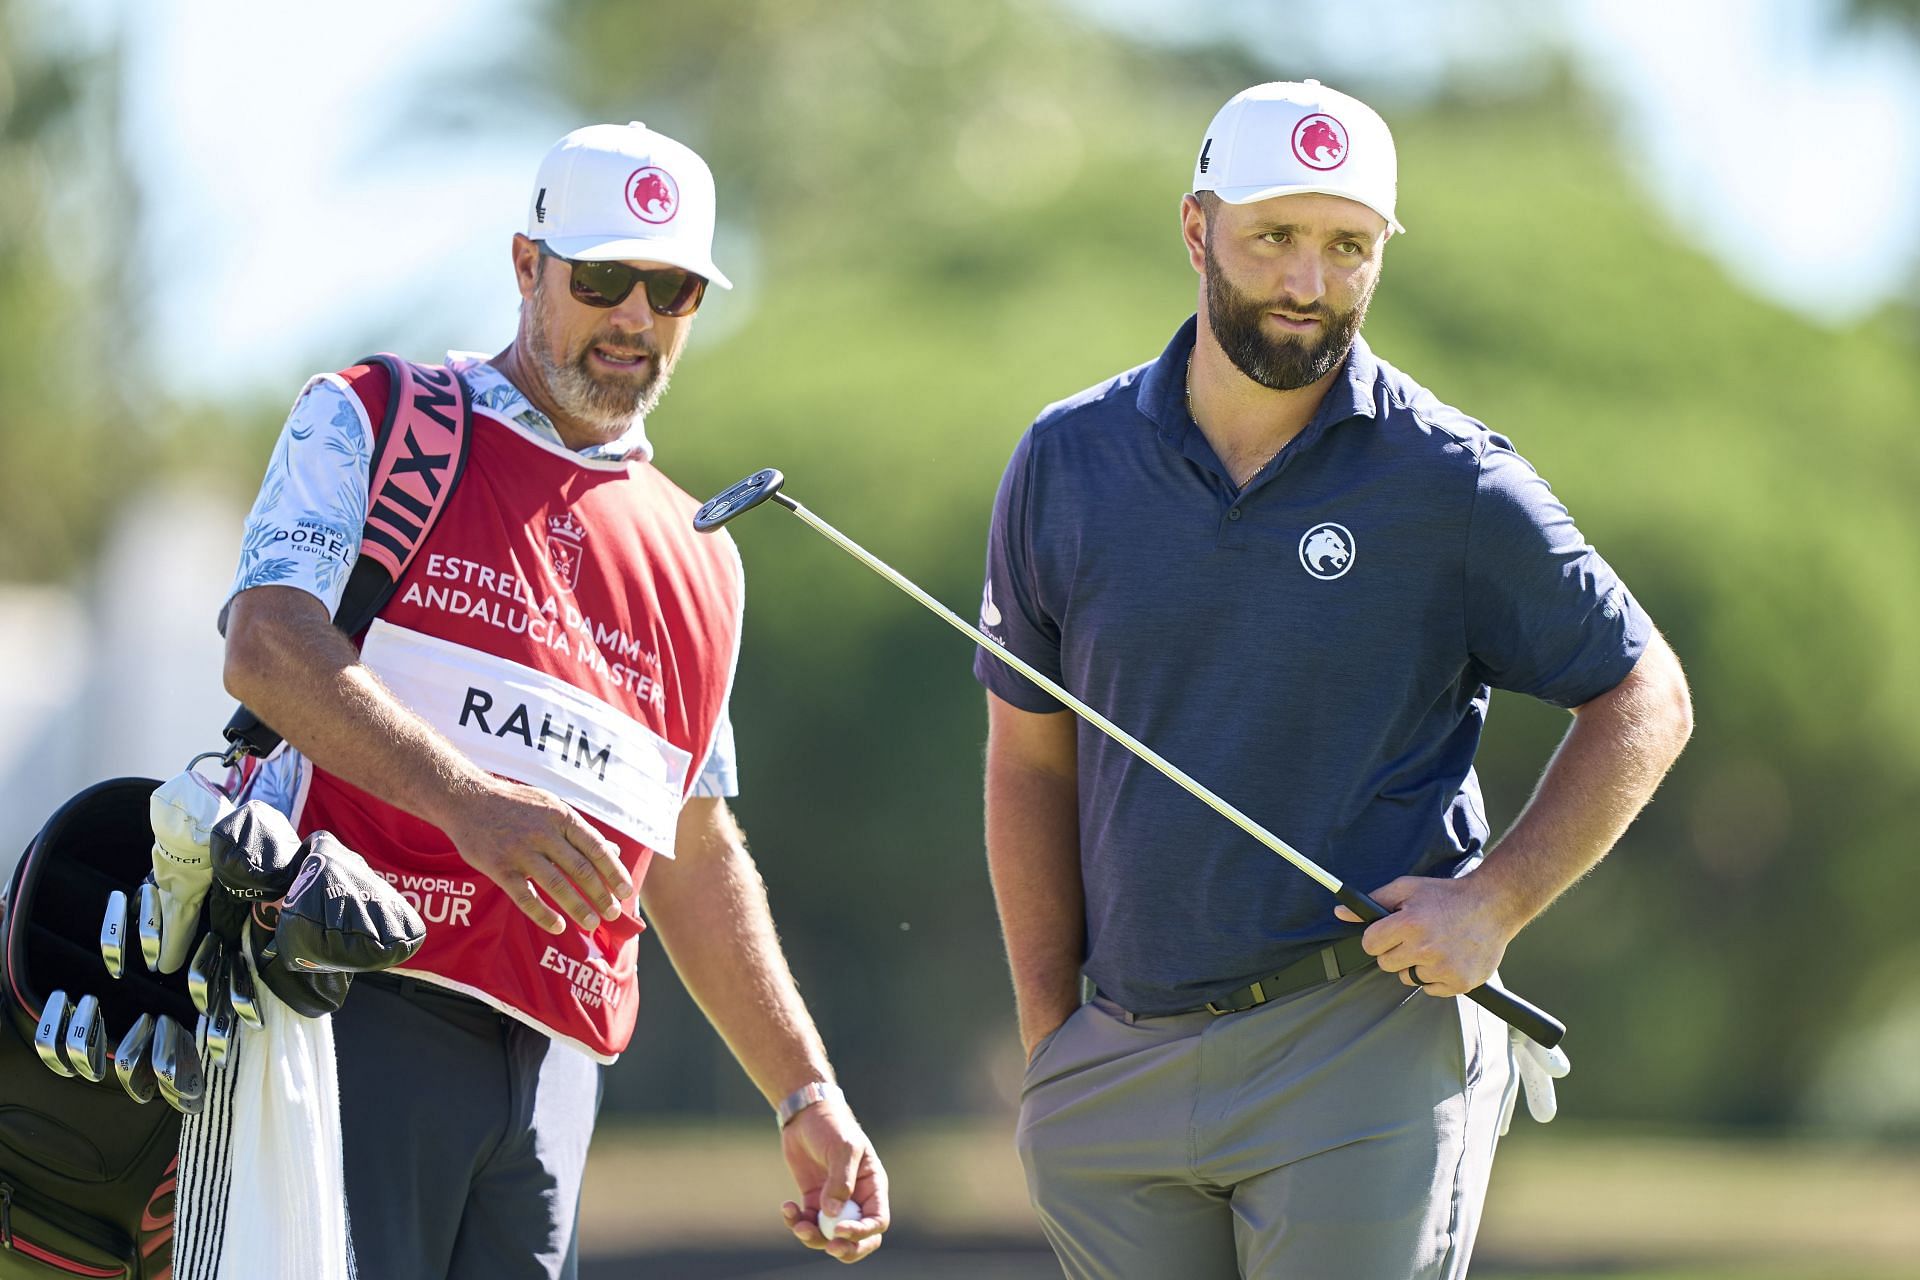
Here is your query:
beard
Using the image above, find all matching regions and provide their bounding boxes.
[1203,234,1374,392]
[526,273,676,432]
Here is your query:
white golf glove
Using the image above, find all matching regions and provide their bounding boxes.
[1501,1028,1571,1134]
[148,770,234,972]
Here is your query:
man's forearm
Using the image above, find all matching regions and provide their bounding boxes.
[640,801,833,1105]
[1473,631,1694,928]
[985,755,1085,1054]
[224,586,489,830]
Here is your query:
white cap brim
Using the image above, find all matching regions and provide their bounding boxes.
[540,233,733,289]
[1210,183,1405,236]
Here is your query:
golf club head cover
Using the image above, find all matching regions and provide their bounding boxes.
[210,801,308,902]
[254,937,354,1019]
[203,870,353,1019]
[273,833,426,975]
[149,770,234,971]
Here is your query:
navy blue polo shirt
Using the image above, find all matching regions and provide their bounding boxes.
[974,317,1649,1015]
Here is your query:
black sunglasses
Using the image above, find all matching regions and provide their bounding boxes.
[535,241,707,317]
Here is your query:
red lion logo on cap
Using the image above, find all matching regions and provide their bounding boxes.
[1291,114,1348,171]
[625,167,678,224]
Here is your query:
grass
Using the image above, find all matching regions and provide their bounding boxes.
[580,1118,1920,1276]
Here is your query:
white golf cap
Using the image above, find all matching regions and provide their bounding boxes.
[527,121,733,288]
[1193,80,1404,235]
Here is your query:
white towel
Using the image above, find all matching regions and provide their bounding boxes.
[174,934,355,1280]
[157,762,355,1280]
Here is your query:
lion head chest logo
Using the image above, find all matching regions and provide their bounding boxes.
[625,166,679,224]
[1298,522,1355,580]
[1291,114,1349,171]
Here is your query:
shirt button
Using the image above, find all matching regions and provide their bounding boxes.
[1227,507,1242,521]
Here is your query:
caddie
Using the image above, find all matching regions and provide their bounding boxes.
[976,81,1693,1278]
[218,121,889,1275]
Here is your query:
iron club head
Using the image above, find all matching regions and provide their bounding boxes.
[64,994,108,1083]
[693,469,786,532]
[187,932,226,1017]
[33,989,74,1077]
[229,948,263,1029]
[136,877,163,970]
[100,888,131,979]
[205,988,238,1066]
[115,1013,158,1103]
[152,1016,205,1114]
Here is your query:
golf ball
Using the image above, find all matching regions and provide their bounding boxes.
[817,1198,863,1240]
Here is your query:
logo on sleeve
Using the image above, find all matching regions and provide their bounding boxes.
[1299,522,1355,580]
[979,579,1004,641]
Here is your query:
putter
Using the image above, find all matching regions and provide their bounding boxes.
[153,1016,205,1114]
[64,994,108,1083]
[115,1013,158,1103]
[137,877,164,970]
[694,469,1567,1050]
[100,888,131,979]
[188,932,226,1017]
[230,948,263,1029]
[34,989,74,1077]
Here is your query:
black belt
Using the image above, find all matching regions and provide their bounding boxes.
[1090,936,1377,1020]
[358,970,510,1033]
[1200,935,1374,1015]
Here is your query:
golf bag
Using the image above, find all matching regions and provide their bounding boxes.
[0,356,471,1278]
[1,777,187,1278]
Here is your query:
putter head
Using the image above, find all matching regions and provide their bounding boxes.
[115,1013,158,1103]
[100,888,131,979]
[153,1016,205,1114]
[33,989,74,1077]
[64,994,108,1083]
[693,469,785,532]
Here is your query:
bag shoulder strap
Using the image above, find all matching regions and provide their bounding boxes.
[220,355,474,761]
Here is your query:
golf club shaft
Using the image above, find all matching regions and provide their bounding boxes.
[773,492,1566,1049]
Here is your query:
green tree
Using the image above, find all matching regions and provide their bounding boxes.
[522,1,1920,1133]
[0,0,138,580]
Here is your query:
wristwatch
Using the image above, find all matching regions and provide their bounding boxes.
[775,1080,844,1129]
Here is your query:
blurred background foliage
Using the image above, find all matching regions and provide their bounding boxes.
[4,0,1918,1147]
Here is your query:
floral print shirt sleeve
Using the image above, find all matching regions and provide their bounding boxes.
[224,375,372,621]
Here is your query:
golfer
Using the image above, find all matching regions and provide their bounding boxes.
[975,81,1691,1278]
[220,122,888,1274]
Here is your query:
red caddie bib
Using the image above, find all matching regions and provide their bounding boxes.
[294,361,743,1061]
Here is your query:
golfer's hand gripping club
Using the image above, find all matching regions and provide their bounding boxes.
[695,469,1567,1051]
[1329,884,1563,1048]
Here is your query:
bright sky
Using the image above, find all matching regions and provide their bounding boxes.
[63,0,1920,397]
[1566,0,1920,319]
[108,0,561,398]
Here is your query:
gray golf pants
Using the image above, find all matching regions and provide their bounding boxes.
[332,973,604,1279]
[1016,965,1518,1279]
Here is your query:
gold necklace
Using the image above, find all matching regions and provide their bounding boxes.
[1190,353,1281,488]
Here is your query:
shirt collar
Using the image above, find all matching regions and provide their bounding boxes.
[446,351,655,463]
[1136,316,1382,447]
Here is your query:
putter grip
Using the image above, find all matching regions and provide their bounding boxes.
[1336,886,1567,1050]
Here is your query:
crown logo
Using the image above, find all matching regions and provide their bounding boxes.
[549,512,588,543]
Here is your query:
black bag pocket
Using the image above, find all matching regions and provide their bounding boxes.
[0,1180,133,1278]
